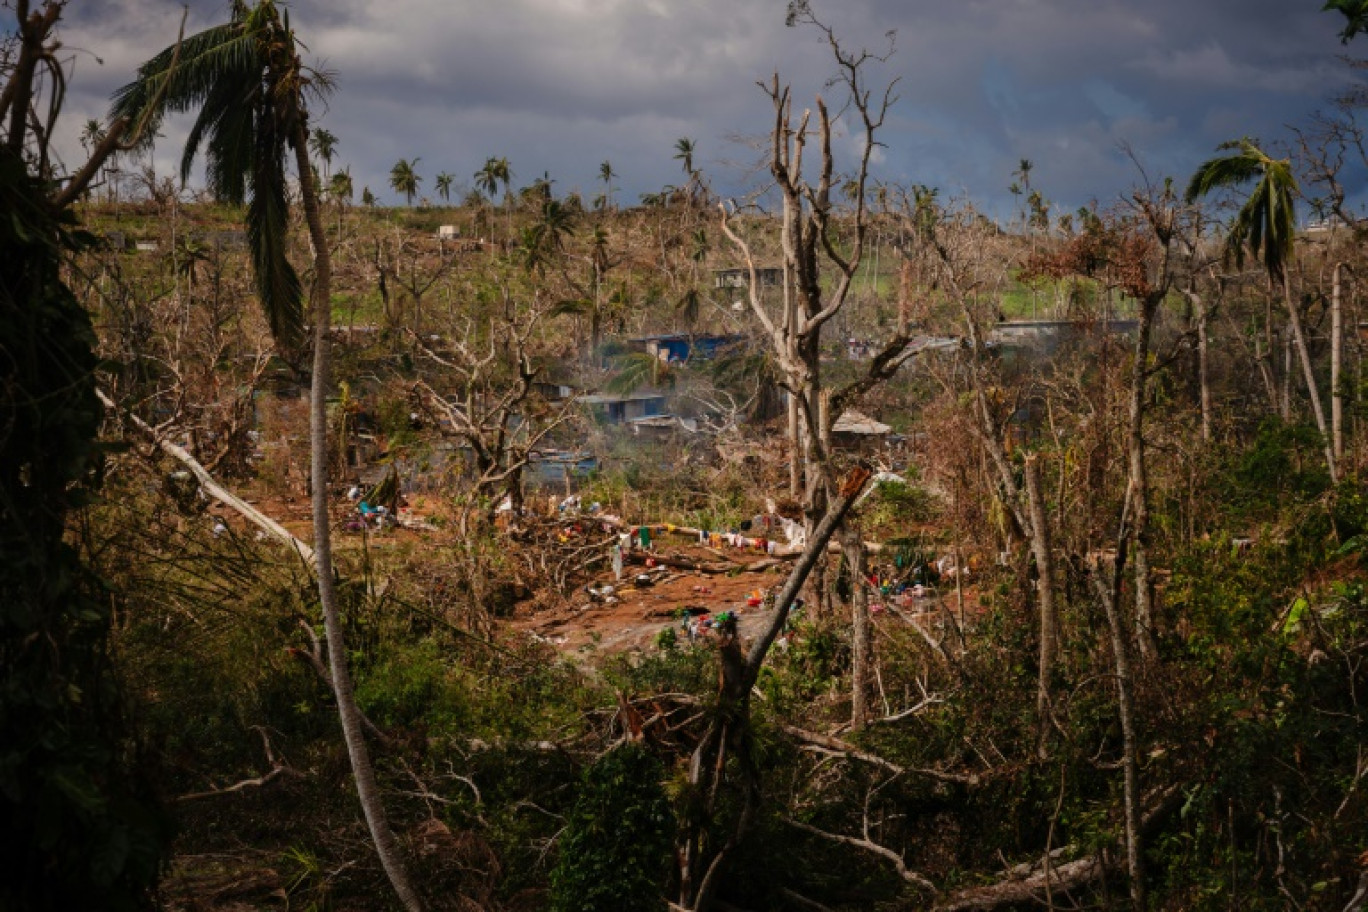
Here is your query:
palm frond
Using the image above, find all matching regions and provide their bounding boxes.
[1184,149,1262,203]
[1222,217,1249,270]
[246,117,304,348]
[676,289,702,324]
[707,350,775,387]
[1188,138,1299,281]
[549,298,592,318]
[1325,0,1368,42]
[183,75,257,199]
[110,26,262,150]
[605,352,671,395]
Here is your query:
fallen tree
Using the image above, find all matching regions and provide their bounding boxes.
[933,786,1183,911]
[96,388,315,566]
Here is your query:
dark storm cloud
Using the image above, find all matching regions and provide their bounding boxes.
[43,0,1363,216]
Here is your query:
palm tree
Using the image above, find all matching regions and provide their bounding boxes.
[474,155,513,242]
[520,171,554,209]
[674,137,696,176]
[329,167,353,204]
[1326,0,1368,42]
[111,4,425,909]
[674,137,698,204]
[309,127,336,180]
[1187,138,1336,482]
[78,119,107,201]
[519,197,576,275]
[492,156,513,238]
[389,157,421,206]
[79,118,105,154]
[329,168,353,234]
[434,171,453,203]
[474,157,500,199]
[539,196,575,253]
[362,185,375,207]
[598,159,615,211]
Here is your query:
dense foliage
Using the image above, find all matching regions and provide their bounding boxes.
[0,146,168,909]
[550,743,674,911]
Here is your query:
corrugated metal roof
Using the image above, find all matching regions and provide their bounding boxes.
[833,410,891,435]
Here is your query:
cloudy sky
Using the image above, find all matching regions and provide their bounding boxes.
[45,0,1366,218]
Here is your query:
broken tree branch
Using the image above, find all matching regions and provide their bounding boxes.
[175,727,303,802]
[781,724,980,787]
[784,816,936,892]
[96,387,315,567]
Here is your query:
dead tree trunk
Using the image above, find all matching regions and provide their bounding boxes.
[1285,270,1337,483]
[1088,550,1145,912]
[1023,453,1056,756]
[679,468,871,911]
[1127,285,1161,660]
[1333,262,1348,466]
[1183,283,1213,443]
[96,388,315,565]
[843,525,871,730]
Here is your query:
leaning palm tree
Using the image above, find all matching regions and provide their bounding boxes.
[674,137,696,176]
[434,170,453,203]
[389,157,421,206]
[1186,137,1336,482]
[675,137,700,204]
[111,4,425,909]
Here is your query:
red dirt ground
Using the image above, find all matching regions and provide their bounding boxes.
[219,492,977,658]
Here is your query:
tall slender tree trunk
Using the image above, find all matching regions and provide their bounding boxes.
[1284,271,1337,483]
[1023,453,1056,756]
[843,527,870,730]
[1333,262,1346,465]
[1254,335,1278,415]
[296,129,425,912]
[1282,328,1293,421]
[1196,291,1212,443]
[1089,558,1145,912]
[1128,292,1159,659]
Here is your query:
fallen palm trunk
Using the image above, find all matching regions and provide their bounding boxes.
[96,388,315,567]
[935,854,1106,912]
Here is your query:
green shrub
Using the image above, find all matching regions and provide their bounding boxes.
[549,743,673,911]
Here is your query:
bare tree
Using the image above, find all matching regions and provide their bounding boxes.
[718,4,917,736]
[411,296,579,527]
